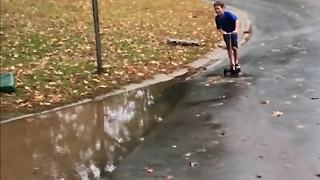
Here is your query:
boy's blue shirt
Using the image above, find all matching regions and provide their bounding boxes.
[215,11,238,33]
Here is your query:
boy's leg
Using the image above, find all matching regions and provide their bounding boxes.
[233,47,240,72]
[231,33,240,70]
[224,35,236,69]
[228,49,235,66]
[233,47,239,65]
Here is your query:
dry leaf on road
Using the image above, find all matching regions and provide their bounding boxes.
[261,100,270,104]
[272,111,284,117]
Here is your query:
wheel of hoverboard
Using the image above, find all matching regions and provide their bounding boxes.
[231,69,239,76]
[223,68,228,76]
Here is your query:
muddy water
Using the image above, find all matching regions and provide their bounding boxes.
[1,81,186,180]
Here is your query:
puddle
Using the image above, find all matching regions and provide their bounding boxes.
[0,81,186,180]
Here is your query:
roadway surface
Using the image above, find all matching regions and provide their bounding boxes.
[112,0,320,179]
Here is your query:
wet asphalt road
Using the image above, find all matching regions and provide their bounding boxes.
[112,0,320,179]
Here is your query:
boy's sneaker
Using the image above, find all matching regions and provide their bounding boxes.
[235,64,241,73]
[230,65,236,71]
[230,65,238,75]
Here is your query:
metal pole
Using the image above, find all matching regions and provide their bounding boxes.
[92,0,103,74]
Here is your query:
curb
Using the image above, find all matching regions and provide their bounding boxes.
[1,6,251,124]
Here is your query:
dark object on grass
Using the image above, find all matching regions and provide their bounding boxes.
[0,72,16,93]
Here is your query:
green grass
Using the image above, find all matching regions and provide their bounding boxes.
[0,34,50,66]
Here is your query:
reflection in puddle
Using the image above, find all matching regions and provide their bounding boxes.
[1,82,185,180]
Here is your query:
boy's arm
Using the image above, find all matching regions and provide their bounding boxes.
[218,28,227,35]
[234,19,240,33]
[215,17,226,35]
[227,11,239,33]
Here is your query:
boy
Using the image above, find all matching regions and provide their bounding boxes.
[214,1,240,73]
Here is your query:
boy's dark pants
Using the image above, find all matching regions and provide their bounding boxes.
[223,33,238,50]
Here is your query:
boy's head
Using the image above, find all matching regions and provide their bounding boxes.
[214,1,225,16]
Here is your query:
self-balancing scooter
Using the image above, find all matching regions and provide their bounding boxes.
[223,32,241,77]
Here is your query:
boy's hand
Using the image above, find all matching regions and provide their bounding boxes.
[221,31,227,35]
[218,29,227,35]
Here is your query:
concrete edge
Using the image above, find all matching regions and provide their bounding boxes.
[1,6,251,124]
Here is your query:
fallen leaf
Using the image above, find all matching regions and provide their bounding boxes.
[34,94,44,102]
[93,79,100,83]
[206,75,222,85]
[296,125,305,129]
[157,117,163,122]
[105,164,116,172]
[189,161,199,167]
[117,138,125,144]
[166,175,174,180]
[260,100,270,104]
[284,164,293,169]
[272,111,284,117]
[256,174,262,179]
[32,167,39,174]
[26,118,34,123]
[145,167,154,173]
[271,49,280,52]
[98,85,107,88]
[48,94,62,103]
[41,102,52,106]
[211,140,220,145]
[196,148,207,153]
